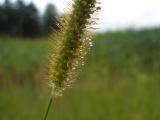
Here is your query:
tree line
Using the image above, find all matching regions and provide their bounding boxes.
[0,0,58,37]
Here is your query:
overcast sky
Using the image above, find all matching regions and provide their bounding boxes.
[1,0,160,31]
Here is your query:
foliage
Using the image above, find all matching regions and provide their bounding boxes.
[0,0,58,37]
[43,4,58,35]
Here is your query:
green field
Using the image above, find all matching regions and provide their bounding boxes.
[0,28,160,120]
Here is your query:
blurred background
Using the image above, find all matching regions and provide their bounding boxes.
[0,0,160,120]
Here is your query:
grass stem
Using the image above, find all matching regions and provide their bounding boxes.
[43,95,54,120]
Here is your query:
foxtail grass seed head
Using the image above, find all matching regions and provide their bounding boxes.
[47,0,101,97]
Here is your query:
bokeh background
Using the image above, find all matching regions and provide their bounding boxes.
[0,0,160,120]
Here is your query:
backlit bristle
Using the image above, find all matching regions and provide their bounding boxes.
[46,0,100,97]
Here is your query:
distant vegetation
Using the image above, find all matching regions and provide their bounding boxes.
[96,28,160,72]
[0,28,160,119]
[0,0,58,37]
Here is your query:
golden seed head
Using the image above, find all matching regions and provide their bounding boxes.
[46,0,100,97]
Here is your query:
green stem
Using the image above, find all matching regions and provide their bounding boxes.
[43,95,54,120]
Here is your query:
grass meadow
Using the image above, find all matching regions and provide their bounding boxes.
[0,28,160,120]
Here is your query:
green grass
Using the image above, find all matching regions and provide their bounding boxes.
[0,28,160,120]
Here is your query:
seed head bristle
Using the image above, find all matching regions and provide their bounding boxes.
[47,0,100,97]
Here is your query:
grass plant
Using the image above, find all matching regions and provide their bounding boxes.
[45,0,100,119]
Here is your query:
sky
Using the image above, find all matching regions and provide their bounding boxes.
[1,0,160,31]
